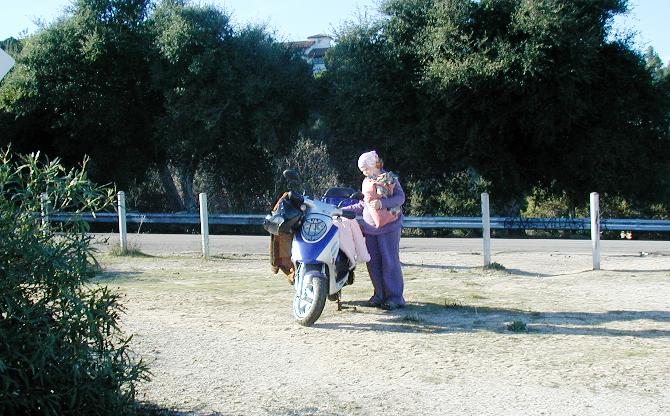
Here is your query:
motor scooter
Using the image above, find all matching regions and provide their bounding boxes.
[263,170,362,326]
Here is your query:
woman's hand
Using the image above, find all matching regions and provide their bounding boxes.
[368,200,382,210]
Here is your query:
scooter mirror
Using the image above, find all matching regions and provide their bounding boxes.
[349,191,364,200]
[283,169,301,183]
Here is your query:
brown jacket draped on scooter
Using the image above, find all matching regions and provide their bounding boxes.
[269,192,296,284]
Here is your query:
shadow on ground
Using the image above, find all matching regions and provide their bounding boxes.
[136,403,345,416]
[403,262,559,277]
[403,262,670,276]
[136,402,226,416]
[96,271,145,281]
[316,301,670,338]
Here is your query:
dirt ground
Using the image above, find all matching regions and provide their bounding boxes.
[96,239,670,416]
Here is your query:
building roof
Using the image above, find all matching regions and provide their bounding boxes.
[307,34,332,39]
[286,40,315,49]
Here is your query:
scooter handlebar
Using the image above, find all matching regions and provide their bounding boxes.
[341,210,356,220]
[287,191,304,205]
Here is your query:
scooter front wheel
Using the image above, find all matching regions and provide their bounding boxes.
[293,273,328,327]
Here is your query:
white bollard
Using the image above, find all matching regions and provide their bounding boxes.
[481,192,491,267]
[117,191,128,253]
[40,192,50,230]
[199,193,210,258]
[590,192,600,270]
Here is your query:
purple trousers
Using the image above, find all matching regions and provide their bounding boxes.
[365,228,405,305]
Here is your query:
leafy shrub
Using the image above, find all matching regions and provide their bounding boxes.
[523,185,669,238]
[194,159,276,214]
[524,185,669,220]
[404,169,491,236]
[273,136,341,200]
[126,136,340,216]
[126,168,175,213]
[505,320,527,332]
[599,194,668,220]
[484,262,506,271]
[405,169,491,217]
[0,149,149,415]
[522,186,587,219]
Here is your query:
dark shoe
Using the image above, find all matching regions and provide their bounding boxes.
[367,298,382,308]
[381,302,404,311]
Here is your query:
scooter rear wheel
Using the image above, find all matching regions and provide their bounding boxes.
[293,274,328,327]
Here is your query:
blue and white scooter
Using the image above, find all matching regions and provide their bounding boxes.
[265,170,361,326]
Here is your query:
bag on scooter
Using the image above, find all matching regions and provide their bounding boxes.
[263,195,302,235]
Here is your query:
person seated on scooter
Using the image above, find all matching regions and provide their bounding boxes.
[340,150,406,310]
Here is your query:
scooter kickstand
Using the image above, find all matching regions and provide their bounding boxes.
[336,292,356,312]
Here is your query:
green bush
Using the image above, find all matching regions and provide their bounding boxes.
[506,320,527,332]
[405,170,491,217]
[272,135,341,201]
[484,262,506,271]
[0,149,149,415]
[524,185,669,220]
[522,186,584,219]
[523,185,669,238]
[404,169,491,237]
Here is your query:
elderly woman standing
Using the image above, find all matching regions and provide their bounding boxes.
[342,150,406,310]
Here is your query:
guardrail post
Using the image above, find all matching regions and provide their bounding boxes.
[117,191,128,254]
[40,192,50,230]
[481,192,491,267]
[199,193,210,258]
[590,192,600,270]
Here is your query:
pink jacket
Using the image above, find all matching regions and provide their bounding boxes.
[334,217,370,264]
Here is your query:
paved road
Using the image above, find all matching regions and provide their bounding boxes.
[92,233,670,256]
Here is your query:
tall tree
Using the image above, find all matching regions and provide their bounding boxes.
[0,0,159,190]
[320,2,435,186]
[421,0,669,203]
[323,0,670,208]
[150,1,313,211]
[1,0,313,211]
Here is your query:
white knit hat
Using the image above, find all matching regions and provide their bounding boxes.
[357,150,379,171]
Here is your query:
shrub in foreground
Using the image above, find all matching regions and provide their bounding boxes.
[0,149,149,415]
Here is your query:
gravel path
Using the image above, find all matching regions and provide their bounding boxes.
[97,240,670,416]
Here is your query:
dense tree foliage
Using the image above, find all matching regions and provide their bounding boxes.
[0,0,158,190]
[319,4,433,186]
[149,0,312,210]
[1,0,669,215]
[322,0,670,210]
[424,0,669,204]
[0,0,313,212]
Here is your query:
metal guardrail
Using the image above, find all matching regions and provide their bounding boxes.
[49,212,670,231]
[49,212,266,225]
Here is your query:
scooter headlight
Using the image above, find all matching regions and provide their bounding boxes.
[301,217,327,242]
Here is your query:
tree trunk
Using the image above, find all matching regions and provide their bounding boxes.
[159,163,185,212]
[568,198,576,219]
[218,176,233,212]
[179,169,197,213]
